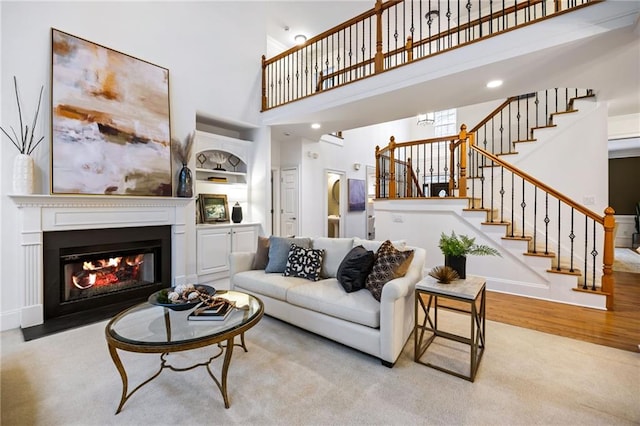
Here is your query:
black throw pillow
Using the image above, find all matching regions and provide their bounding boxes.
[337,245,375,293]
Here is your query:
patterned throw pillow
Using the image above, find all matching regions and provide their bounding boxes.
[365,240,414,301]
[283,244,325,281]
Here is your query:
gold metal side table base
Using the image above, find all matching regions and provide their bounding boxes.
[414,276,486,382]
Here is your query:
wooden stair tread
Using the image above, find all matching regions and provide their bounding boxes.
[547,267,581,276]
[502,235,532,241]
[482,221,510,226]
[550,109,578,116]
[513,139,537,144]
[497,152,518,156]
[572,286,610,296]
[524,251,555,258]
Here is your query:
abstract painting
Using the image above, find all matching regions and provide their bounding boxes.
[348,179,366,211]
[51,29,171,196]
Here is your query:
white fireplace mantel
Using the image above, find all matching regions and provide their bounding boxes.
[10,194,194,328]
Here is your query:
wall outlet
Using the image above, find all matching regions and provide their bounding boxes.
[583,195,595,205]
[392,214,404,223]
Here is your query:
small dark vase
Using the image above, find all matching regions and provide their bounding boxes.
[177,164,193,198]
[232,202,243,223]
[445,255,466,279]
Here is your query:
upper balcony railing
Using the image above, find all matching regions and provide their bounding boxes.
[261,0,599,111]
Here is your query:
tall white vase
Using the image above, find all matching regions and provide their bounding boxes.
[13,153,34,195]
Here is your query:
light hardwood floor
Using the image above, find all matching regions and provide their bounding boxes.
[485,270,640,352]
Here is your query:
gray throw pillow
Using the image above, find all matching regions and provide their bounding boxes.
[265,236,311,273]
[251,236,270,270]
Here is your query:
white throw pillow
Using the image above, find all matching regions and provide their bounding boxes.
[312,237,354,278]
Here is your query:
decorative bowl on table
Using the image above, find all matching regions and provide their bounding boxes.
[148,284,216,311]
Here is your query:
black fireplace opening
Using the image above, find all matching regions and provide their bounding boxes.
[24,225,171,340]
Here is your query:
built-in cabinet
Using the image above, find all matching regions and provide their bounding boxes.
[193,126,260,288]
[196,223,260,288]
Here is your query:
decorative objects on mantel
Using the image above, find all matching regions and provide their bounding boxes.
[172,132,194,198]
[438,231,500,279]
[0,76,44,195]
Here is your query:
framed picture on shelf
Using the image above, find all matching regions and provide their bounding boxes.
[199,194,229,223]
[50,28,171,196]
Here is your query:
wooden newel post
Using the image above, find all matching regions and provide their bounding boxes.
[459,124,467,198]
[374,0,384,73]
[389,136,396,199]
[261,55,267,111]
[406,157,413,197]
[375,145,381,199]
[405,36,413,62]
[602,206,616,310]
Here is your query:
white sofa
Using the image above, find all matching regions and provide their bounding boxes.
[229,237,426,367]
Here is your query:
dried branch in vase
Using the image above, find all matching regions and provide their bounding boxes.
[171,131,194,165]
[0,76,44,155]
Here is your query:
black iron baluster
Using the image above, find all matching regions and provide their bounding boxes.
[591,220,598,291]
[556,199,561,271]
[583,216,588,289]
[520,177,526,238]
[544,193,550,254]
[532,186,538,253]
[569,208,575,272]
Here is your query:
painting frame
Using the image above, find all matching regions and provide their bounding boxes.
[50,28,172,196]
[348,179,366,212]
[199,194,229,223]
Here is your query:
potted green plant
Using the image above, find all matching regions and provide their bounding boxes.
[438,231,500,279]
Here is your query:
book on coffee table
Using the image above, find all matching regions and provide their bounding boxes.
[188,302,232,321]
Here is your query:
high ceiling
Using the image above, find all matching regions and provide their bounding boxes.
[262,1,640,142]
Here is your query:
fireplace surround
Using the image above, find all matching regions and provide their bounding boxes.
[9,195,192,336]
[43,225,171,321]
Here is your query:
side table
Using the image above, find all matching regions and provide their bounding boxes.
[414,275,486,382]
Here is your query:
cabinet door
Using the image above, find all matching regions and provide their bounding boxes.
[197,227,231,275]
[231,226,257,252]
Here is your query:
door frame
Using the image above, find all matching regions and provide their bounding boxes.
[271,167,280,237]
[325,169,346,237]
[280,166,300,237]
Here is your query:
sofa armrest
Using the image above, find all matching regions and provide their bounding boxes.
[380,247,426,302]
[229,252,255,277]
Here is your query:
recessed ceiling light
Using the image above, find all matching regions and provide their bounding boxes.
[486,80,503,88]
[311,123,321,130]
[294,34,307,45]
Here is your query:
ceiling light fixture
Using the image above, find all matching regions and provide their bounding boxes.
[294,34,307,45]
[417,112,435,126]
[486,79,503,88]
[311,123,321,130]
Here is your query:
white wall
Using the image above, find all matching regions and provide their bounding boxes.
[0,2,268,328]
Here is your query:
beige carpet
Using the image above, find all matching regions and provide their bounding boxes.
[614,247,640,273]
[1,311,639,425]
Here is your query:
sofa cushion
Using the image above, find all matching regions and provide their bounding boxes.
[265,236,312,273]
[283,244,325,281]
[336,245,375,293]
[365,240,415,301]
[233,270,309,301]
[312,237,354,278]
[251,236,270,270]
[353,237,406,252]
[286,278,380,328]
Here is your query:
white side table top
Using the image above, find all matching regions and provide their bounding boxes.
[415,275,486,301]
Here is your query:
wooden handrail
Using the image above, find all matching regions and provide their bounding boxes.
[470,97,515,133]
[470,143,604,224]
[263,0,402,66]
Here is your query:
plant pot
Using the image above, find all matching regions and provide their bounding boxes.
[13,153,34,195]
[444,255,466,279]
[176,164,193,198]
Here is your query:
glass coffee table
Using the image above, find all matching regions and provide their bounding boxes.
[105,290,263,413]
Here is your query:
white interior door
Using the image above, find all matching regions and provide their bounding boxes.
[280,167,299,236]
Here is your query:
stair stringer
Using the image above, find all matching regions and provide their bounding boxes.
[461,209,605,310]
[373,198,606,309]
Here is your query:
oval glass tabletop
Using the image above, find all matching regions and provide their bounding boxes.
[107,290,262,346]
